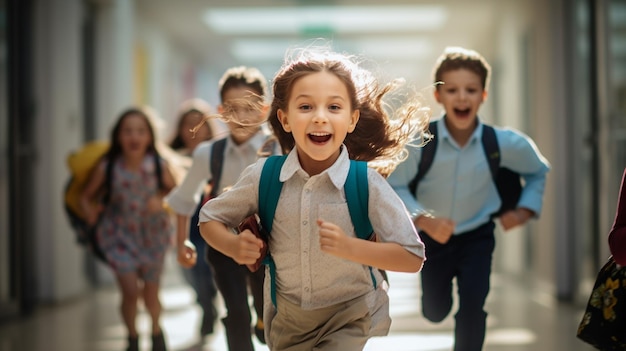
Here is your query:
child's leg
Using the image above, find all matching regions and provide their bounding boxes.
[143,280,163,334]
[192,242,218,336]
[247,268,265,342]
[454,223,495,351]
[419,232,456,322]
[142,264,167,351]
[115,271,140,338]
[185,203,218,336]
[207,246,254,351]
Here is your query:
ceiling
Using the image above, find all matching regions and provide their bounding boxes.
[134,0,503,86]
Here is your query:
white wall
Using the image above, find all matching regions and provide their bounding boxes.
[491,1,530,276]
[94,0,135,138]
[33,0,90,301]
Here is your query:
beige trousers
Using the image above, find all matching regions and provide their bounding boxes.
[269,293,371,351]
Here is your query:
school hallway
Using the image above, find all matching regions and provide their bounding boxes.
[0,250,595,351]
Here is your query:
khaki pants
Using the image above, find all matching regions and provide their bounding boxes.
[269,293,371,351]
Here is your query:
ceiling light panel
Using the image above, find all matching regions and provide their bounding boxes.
[203,6,447,34]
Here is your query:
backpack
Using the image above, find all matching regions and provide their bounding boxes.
[256,155,380,306]
[64,141,110,261]
[408,121,522,218]
[64,141,163,262]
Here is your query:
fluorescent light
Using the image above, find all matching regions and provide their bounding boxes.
[230,38,433,63]
[231,39,297,62]
[203,6,447,34]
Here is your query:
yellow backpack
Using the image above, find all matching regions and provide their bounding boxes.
[63,140,109,260]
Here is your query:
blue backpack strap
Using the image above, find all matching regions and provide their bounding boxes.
[345,159,378,288]
[257,155,287,307]
[345,160,373,239]
[258,155,286,233]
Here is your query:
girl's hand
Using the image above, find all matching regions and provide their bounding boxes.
[317,219,353,258]
[416,215,455,244]
[177,240,197,268]
[499,208,534,231]
[229,230,264,265]
[146,195,164,214]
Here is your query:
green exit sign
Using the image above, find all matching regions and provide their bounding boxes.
[299,24,335,37]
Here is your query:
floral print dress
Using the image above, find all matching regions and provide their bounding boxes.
[96,153,171,280]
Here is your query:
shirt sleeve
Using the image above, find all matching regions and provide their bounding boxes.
[498,128,551,217]
[368,168,425,260]
[609,168,626,266]
[165,141,212,216]
[386,144,428,220]
[199,159,262,227]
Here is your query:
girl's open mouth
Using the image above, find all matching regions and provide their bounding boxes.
[308,132,332,144]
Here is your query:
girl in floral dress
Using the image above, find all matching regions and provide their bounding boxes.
[80,107,177,351]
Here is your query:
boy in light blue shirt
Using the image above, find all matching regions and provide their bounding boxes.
[387,46,550,351]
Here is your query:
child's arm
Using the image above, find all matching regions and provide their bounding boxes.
[200,220,264,266]
[79,161,106,226]
[165,143,213,267]
[317,219,423,273]
[147,159,178,214]
[500,129,551,230]
[176,214,196,268]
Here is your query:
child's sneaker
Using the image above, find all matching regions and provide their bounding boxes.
[126,335,139,351]
[254,320,266,344]
[151,331,167,351]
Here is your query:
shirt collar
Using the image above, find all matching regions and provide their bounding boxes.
[225,129,268,153]
[437,115,485,146]
[279,145,351,190]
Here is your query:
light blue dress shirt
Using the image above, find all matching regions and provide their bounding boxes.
[387,117,551,235]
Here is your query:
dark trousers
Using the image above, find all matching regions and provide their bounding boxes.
[181,201,218,334]
[420,221,495,351]
[207,245,264,351]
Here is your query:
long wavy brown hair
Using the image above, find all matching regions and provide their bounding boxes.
[268,48,431,176]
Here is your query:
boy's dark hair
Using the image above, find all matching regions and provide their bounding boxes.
[218,66,268,102]
[268,49,429,176]
[433,47,492,90]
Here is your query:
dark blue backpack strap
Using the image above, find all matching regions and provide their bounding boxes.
[257,155,287,307]
[480,124,500,180]
[481,124,522,217]
[409,120,438,194]
[209,138,228,198]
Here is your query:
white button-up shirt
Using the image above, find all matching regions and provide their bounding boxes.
[166,131,271,216]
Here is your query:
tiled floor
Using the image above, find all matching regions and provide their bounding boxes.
[0,252,596,351]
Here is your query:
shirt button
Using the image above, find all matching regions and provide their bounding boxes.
[305,188,311,193]
[304,287,310,292]
[303,220,308,225]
